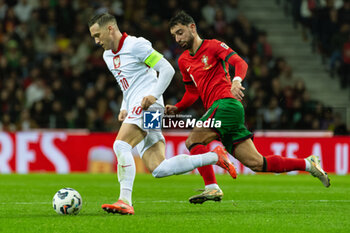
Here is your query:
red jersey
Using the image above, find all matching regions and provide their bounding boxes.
[177,39,247,110]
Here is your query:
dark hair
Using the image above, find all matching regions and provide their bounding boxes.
[88,13,117,27]
[169,11,195,29]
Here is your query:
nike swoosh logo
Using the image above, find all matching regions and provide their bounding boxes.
[121,165,132,168]
[186,66,191,72]
[128,116,137,119]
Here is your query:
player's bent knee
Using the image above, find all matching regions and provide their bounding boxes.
[113,140,131,159]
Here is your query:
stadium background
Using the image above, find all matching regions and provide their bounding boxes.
[0,0,349,174]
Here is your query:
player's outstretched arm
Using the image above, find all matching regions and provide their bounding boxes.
[141,57,175,110]
[172,84,199,113]
[149,57,175,99]
[226,54,248,100]
[214,40,248,100]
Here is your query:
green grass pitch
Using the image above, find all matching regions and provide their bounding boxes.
[0,173,349,233]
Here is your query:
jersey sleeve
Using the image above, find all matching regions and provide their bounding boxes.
[211,39,236,62]
[211,39,248,80]
[178,56,193,84]
[132,37,163,68]
[175,56,199,112]
[175,83,199,112]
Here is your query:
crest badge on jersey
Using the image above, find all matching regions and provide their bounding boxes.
[201,55,212,70]
[113,55,120,69]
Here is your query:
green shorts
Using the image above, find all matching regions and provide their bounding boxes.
[199,98,253,154]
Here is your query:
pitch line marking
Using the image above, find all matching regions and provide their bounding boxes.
[2,200,350,205]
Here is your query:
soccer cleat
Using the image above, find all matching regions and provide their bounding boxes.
[189,187,223,204]
[213,146,237,179]
[101,200,134,215]
[306,155,330,188]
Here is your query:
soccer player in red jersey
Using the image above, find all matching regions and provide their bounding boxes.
[167,11,330,204]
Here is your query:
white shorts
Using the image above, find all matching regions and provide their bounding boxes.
[123,102,165,158]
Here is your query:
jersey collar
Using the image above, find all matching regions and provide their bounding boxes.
[112,32,128,54]
[189,40,205,56]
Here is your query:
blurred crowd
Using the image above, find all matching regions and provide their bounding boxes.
[281,0,350,89]
[0,0,348,134]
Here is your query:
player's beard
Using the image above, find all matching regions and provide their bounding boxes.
[180,34,194,50]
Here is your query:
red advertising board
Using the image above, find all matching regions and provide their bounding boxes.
[0,132,349,174]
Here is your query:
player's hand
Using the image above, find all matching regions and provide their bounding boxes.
[118,110,127,121]
[231,80,245,101]
[141,95,157,110]
[165,105,178,115]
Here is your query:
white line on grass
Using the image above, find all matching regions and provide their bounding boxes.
[0,202,51,204]
[1,200,349,205]
[135,200,350,204]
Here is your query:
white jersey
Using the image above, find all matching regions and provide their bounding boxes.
[103,33,164,111]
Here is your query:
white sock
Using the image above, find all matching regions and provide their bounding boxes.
[192,152,218,167]
[304,159,311,172]
[120,188,132,206]
[113,140,135,205]
[152,152,217,178]
[205,183,220,190]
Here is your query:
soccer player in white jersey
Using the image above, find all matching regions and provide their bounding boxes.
[88,13,237,215]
